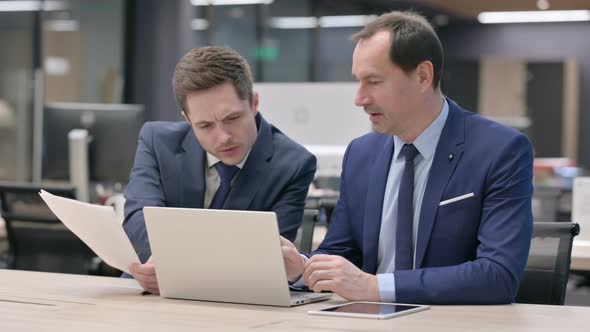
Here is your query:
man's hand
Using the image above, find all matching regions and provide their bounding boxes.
[280,236,305,283]
[129,256,160,295]
[303,254,380,301]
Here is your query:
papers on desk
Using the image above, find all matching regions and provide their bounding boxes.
[39,190,140,274]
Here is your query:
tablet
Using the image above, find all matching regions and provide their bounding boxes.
[308,301,429,319]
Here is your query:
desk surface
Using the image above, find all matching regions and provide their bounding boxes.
[0,269,589,332]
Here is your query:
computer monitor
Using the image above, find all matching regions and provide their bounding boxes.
[42,102,145,184]
[254,83,369,172]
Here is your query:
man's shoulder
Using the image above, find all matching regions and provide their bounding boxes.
[348,132,391,155]
[351,132,390,146]
[331,132,390,168]
[448,100,532,161]
[141,121,191,143]
[268,123,315,160]
[460,108,530,146]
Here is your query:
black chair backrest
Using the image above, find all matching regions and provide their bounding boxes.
[295,209,319,254]
[516,222,580,305]
[314,176,340,192]
[0,181,97,274]
[532,186,561,222]
[305,196,337,226]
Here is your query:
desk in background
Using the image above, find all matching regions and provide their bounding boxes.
[572,240,590,271]
[0,269,589,331]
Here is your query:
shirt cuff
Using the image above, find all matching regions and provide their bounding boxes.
[377,273,396,302]
[291,254,309,288]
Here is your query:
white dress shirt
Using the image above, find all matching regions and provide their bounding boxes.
[376,99,449,302]
[203,149,251,208]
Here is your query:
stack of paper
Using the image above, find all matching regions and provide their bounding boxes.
[39,190,140,274]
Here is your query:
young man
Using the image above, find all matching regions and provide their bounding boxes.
[281,11,533,304]
[125,46,316,294]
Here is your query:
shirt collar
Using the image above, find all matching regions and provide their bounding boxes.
[393,98,449,163]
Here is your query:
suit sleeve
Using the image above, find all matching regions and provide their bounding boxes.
[313,142,363,267]
[123,123,166,263]
[271,152,316,242]
[394,134,534,304]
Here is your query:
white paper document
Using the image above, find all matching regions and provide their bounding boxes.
[39,190,140,274]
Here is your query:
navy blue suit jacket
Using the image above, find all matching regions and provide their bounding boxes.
[123,113,316,263]
[315,99,533,304]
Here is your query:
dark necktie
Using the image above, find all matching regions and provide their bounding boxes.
[395,143,419,270]
[209,162,240,209]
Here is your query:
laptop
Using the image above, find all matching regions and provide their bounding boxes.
[143,207,332,307]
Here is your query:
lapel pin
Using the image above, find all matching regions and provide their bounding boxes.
[448,153,454,161]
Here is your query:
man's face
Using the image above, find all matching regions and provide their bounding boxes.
[183,82,258,166]
[352,30,421,137]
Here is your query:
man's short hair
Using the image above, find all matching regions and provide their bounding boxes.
[173,46,253,113]
[351,11,444,89]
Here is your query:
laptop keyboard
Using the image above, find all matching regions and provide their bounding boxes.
[290,291,328,301]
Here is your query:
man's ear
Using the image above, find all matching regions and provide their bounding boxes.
[252,91,259,115]
[416,60,435,93]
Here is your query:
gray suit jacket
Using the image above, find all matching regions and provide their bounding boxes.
[123,113,316,263]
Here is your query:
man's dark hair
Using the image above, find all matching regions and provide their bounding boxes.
[173,46,253,113]
[351,11,444,89]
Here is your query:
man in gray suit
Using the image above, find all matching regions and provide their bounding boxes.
[124,46,316,294]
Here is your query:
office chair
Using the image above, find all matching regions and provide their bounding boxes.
[294,209,319,254]
[314,175,340,192]
[532,186,561,222]
[0,181,100,274]
[305,196,338,227]
[312,175,340,226]
[319,197,338,225]
[516,222,580,305]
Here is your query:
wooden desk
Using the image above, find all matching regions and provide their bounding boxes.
[572,240,590,271]
[0,269,589,331]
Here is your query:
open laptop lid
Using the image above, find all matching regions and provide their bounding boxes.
[143,207,294,306]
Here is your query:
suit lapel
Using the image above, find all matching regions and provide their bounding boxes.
[179,128,206,208]
[362,136,395,274]
[415,100,465,268]
[224,113,273,210]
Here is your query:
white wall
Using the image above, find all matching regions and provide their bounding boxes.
[254,82,370,171]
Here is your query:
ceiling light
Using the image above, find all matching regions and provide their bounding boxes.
[45,19,79,31]
[191,19,209,30]
[0,1,66,12]
[191,0,273,5]
[319,15,376,28]
[268,15,376,29]
[478,10,590,24]
[268,17,318,29]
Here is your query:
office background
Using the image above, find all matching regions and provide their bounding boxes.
[0,0,589,306]
[1,0,590,181]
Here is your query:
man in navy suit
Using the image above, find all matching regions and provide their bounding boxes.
[125,46,316,294]
[281,11,533,304]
